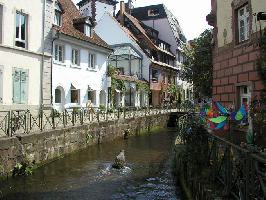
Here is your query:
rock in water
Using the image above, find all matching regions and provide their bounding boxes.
[112,150,126,169]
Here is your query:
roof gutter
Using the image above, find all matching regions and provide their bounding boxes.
[40,0,46,109]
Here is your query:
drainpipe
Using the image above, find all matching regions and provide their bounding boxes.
[40,0,46,110]
[51,30,60,107]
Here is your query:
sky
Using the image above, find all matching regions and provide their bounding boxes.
[73,0,211,40]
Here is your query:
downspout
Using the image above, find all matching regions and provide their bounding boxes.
[40,0,46,109]
[51,31,60,107]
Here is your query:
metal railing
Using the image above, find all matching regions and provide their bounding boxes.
[177,113,266,200]
[0,106,183,138]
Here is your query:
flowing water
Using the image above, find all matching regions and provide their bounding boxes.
[0,129,182,200]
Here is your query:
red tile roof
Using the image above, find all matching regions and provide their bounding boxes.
[55,0,112,50]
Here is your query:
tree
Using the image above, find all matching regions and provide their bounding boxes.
[181,29,213,98]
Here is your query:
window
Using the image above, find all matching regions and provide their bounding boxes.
[84,24,92,37]
[72,49,80,66]
[176,50,181,62]
[0,66,3,103]
[168,75,171,84]
[54,44,64,62]
[88,90,96,105]
[55,88,62,103]
[238,4,250,42]
[54,2,62,26]
[117,67,124,75]
[70,85,80,103]
[173,76,176,85]
[88,53,95,69]
[148,9,159,17]
[15,11,27,48]
[12,68,28,104]
[152,69,159,82]
[0,5,3,43]
[239,85,251,107]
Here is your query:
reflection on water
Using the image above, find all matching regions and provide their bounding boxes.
[0,129,182,200]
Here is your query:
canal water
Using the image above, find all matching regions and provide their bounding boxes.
[0,129,182,200]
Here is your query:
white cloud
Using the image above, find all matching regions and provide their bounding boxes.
[73,0,212,40]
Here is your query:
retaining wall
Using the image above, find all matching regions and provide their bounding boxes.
[0,113,171,177]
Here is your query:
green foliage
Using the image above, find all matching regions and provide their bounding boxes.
[50,109,60,118]
[99,104,106,112]
[181,29,213,98]
[136,82,150,93]
[107,65,119,77]
[86,133,93,144]
[111,78,126,92]
[12,162,35,176]
[166,84,182,99]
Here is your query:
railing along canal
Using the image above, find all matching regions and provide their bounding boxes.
[177,113,266,200]
[0,105,187,138]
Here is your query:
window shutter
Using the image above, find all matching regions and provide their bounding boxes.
[20,69,28,104]
[13,69,21,103]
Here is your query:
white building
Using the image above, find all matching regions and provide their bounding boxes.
[52,0,112,111]
[78,0,150,108]
[132,4,193,101]
[0,0,52,110]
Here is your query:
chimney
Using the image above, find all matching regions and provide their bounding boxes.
[120,1,125,26]
[91,0,97,26]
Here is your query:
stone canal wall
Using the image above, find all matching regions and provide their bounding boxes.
[0,113,171,177]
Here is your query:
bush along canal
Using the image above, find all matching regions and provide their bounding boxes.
[0,128,183,200]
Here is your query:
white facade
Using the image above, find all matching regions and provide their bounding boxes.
[96,13,151,81]
[95,13,150,107]
[52,35,110,111]
[139,14,193,100]
[141,18,184,69]
[0,0,51,110]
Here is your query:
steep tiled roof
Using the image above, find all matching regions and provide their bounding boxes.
[124,12,156,49]
[123,12,175,57]
[55,0,112,50]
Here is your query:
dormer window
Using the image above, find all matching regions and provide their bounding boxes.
[84,24,92,37]
[54,2,62,26]
[148,9,159,17]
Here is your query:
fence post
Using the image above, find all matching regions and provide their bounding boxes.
[72,110,75,126]
[80,109,83,125]
[7,111,11,137]
[52,109,55,129]
[40,109,43,131]
[97,112,100,122]
[26,110,29,134]
[62,110,65,128]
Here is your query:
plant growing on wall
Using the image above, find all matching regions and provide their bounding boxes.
[166,84,181,99]
[107,65,119,77]
[136,82,150,93]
